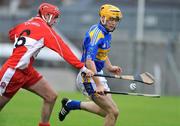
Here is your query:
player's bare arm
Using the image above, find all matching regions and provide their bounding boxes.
[105,57,122,75]
[86,59,105,94]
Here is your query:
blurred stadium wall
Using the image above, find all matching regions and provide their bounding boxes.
[0,0,180,96]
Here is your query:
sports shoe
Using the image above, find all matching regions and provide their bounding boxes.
[58,98,70,121]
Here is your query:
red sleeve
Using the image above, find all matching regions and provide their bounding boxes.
[44,27,84,69]
[8,23,24,42]
[8,26,18,42]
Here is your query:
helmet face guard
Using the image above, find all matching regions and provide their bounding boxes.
[38,3,60,26]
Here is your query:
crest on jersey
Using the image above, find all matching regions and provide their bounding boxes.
[0,82,6,89]
[102,43,106,48]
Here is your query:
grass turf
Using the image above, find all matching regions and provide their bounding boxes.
[0,90,179,126]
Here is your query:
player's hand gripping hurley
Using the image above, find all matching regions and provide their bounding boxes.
[94,72,155,85]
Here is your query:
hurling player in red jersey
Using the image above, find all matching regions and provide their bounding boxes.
[0,3,93,126]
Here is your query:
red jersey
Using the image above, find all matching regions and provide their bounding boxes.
[6,16,84,70]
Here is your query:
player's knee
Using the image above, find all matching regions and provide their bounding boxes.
[50,92,58,102]
[113,107,119,119]
[110,107,119,119]
[45,91,58,103]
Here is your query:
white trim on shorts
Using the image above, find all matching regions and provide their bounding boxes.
[0,68,15,96]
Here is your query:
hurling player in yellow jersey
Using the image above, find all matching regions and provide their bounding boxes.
[59,4,123,126]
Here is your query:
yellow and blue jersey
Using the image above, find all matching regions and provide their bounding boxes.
[81,23,112,72]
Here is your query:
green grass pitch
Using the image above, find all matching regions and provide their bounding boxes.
[0,90,179,126]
